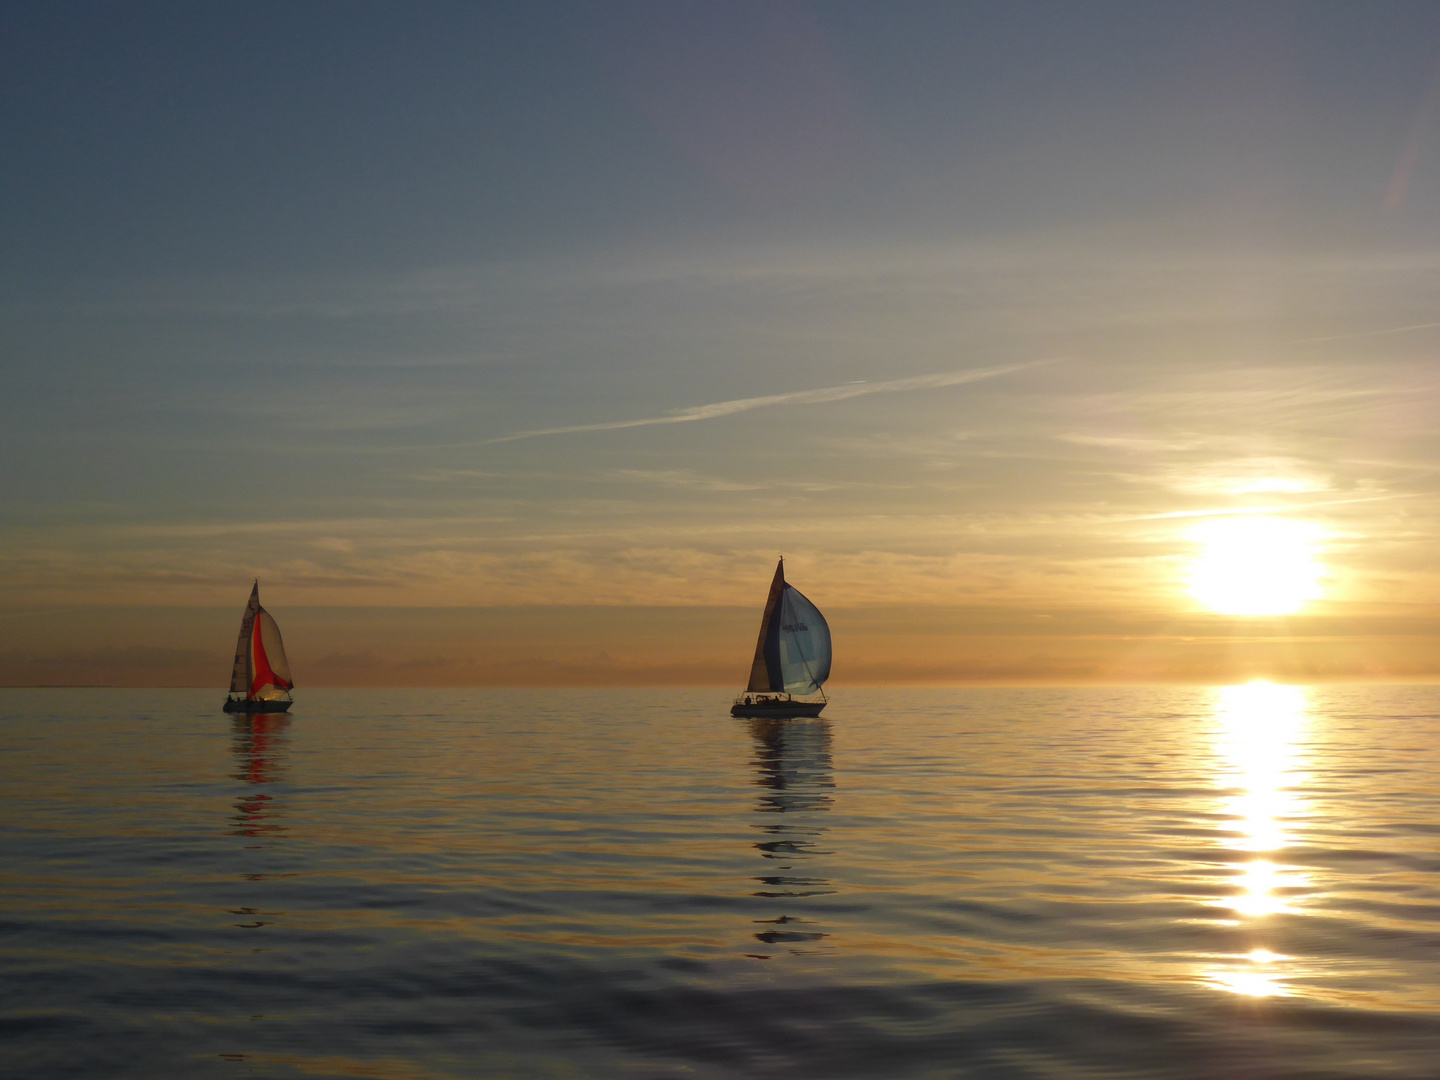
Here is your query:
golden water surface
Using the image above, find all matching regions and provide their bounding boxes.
[2,685,1439,1078]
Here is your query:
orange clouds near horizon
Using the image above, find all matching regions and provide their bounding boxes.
[6,602,1440,689]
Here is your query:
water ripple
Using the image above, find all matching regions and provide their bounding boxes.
[2,685,1440,1077]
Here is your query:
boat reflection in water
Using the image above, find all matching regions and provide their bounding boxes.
[230,712,291,844]
[1203,682,1312,998]
[228,712,292,931]
[747,716,835,958]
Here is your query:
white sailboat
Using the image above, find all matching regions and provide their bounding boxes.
[222,581,295,713]
[731,558,831,719]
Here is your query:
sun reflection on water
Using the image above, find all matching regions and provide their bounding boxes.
[1211,954,1285,998]
[1204,682,1311,997]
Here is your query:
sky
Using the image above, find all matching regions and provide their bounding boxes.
[6,1,1440,686]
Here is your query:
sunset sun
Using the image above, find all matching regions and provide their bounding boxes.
[1188,517,1324,616]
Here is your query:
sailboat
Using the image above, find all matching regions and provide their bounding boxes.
[222,581,295,713]
[731,558,831,719]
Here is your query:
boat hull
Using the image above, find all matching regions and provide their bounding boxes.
[223,698,293,714]
[730,699,825,719]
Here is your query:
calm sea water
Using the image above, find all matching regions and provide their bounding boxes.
[3,685,1440,1079]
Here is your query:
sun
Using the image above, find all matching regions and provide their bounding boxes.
[1188,517,1324,616]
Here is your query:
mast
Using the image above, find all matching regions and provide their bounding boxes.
[745,559,786,693]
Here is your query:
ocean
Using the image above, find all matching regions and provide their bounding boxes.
[3,685,1439,1078]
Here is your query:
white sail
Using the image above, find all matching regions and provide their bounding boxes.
[775,585,831,695]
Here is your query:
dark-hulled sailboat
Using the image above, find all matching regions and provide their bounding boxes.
[731,558,832,718]
[222,581,295,713]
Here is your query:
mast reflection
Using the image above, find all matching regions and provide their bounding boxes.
[747,717,834,958]
[230,712,291,844]
[1204,683,1311,997]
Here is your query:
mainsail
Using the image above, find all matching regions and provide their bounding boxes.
[229,583,260,695]
[744,558,832,696]
[228,582,294,701]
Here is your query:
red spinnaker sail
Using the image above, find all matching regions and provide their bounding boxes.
[250,609,293,698]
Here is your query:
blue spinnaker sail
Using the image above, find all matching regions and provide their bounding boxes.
[771,584,831,694]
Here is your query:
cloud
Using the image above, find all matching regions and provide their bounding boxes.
[484,360,1058,444]
[1293,321,1440,344]
[1122,493,1413,523]
[607,469,762,492]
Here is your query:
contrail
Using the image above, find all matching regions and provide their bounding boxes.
[1295,321,1440,344]
[485,359,1059,444]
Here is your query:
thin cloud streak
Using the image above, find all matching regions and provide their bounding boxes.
[1295,321,1440,344]
[484,360,1059,445]
[1124,494,1415,523]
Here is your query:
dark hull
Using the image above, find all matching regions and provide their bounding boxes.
[730,699,825,719]
[223,698,293,714]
